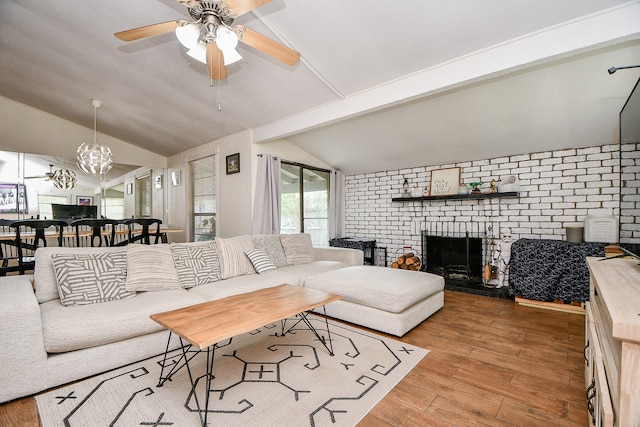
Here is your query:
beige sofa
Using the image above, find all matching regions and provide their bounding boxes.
[0,233,362,403]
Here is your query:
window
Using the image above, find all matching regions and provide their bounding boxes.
[281,162,330,246]
[104,197,124,219]
[190,155,216,241]
[37,195,68,220]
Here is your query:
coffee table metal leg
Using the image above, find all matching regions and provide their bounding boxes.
[157,332,197,387]
[285,306,336,356]
[179,338,216,427]
[203,345,215,426]
[157,332,174,387]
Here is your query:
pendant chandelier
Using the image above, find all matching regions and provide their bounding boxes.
[76,99,113,175]
[51,167,76,190]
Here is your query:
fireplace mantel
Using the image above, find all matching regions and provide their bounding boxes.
[392,191,518,202]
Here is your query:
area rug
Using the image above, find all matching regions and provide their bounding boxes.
[36,316,428,426]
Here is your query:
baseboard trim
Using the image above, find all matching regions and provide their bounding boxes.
[515,297,585,314]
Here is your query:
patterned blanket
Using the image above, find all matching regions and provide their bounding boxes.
[509,238,605,302]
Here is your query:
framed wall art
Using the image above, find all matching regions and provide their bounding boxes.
[76,196,93,206]
[226,153,240,175]
[0,183,27,213]
[430,167,461,196]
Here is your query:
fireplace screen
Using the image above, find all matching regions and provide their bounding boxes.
[422,228,484,285]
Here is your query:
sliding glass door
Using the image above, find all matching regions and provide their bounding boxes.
[281,162,329,246]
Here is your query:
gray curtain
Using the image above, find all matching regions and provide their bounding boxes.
[329,170,343,239]
[252,154,281,234]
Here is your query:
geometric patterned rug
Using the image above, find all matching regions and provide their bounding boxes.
[36,317,428,426]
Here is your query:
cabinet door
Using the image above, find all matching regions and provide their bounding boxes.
[584,303,594,387]
[585,303,614,426]
[593,355,614,427]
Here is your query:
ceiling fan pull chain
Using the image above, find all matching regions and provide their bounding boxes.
[217,48,222,111]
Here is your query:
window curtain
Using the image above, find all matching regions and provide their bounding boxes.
[329,170,343,239]
[252,154,281,234]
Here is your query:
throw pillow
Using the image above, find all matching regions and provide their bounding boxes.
[52,251,135,306]
[254,235,288,267]
[125,245,181,292]
[216,235,256,279]
[245,249,277,274]
[171,242,221,288]
[280,233,315,265]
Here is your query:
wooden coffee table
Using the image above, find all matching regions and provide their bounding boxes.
[150,284,341,426]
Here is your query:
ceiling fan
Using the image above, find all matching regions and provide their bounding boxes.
[114,0,300,80]
[25,164,55,181]
[25,164,77,189]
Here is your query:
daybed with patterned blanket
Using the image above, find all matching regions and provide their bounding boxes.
[0,233,363,403]
[508,238,606,302]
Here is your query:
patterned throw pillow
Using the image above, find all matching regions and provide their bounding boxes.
[52,251,135,307]
[171,242,221,288]
[125,245,181,292]
[280,233,315,265]
[254,235,288,267]
[245,249,277,274]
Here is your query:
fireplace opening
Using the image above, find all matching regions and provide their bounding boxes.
[424,235,482,284]
[420,224,512,299]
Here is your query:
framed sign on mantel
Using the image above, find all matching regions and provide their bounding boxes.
[430,167,460,196]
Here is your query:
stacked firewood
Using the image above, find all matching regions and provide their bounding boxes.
[391,252,421,271]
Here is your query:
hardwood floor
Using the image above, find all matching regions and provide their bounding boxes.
[360,291,587,426]
[0,290,587,426]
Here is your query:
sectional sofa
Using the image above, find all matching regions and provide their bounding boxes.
[0,233,444,403]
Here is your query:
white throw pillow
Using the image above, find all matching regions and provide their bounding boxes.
[245,249,277,274]
[280,233,315,265]
[125,245,181,292]
[171,241,221,288]
[216,235,256,279]
[52,251,135,306]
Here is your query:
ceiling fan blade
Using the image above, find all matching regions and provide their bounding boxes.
[207,43,228,80]
[115,21,180,42]
[225,0,272,16]
[240,28,300,66]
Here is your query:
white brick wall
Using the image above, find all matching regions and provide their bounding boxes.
[621,142,640,241]
[344,144,622,265]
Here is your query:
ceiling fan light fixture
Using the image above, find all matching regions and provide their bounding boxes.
[187,41,208,64]
[216,25,242,65]
[175,23,200,50]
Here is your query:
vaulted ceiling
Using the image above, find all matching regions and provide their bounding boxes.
[0,0,639,175]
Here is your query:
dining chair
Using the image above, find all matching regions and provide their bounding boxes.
[70,218,121,247]
[0,219,21,276]
[10,219,68,274]
[124,218,165,245]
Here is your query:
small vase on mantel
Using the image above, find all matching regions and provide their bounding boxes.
[402,179,411,197]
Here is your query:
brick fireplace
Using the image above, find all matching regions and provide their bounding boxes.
[343,143,620,298]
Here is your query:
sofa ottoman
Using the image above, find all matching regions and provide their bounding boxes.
[304,265,444,336]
